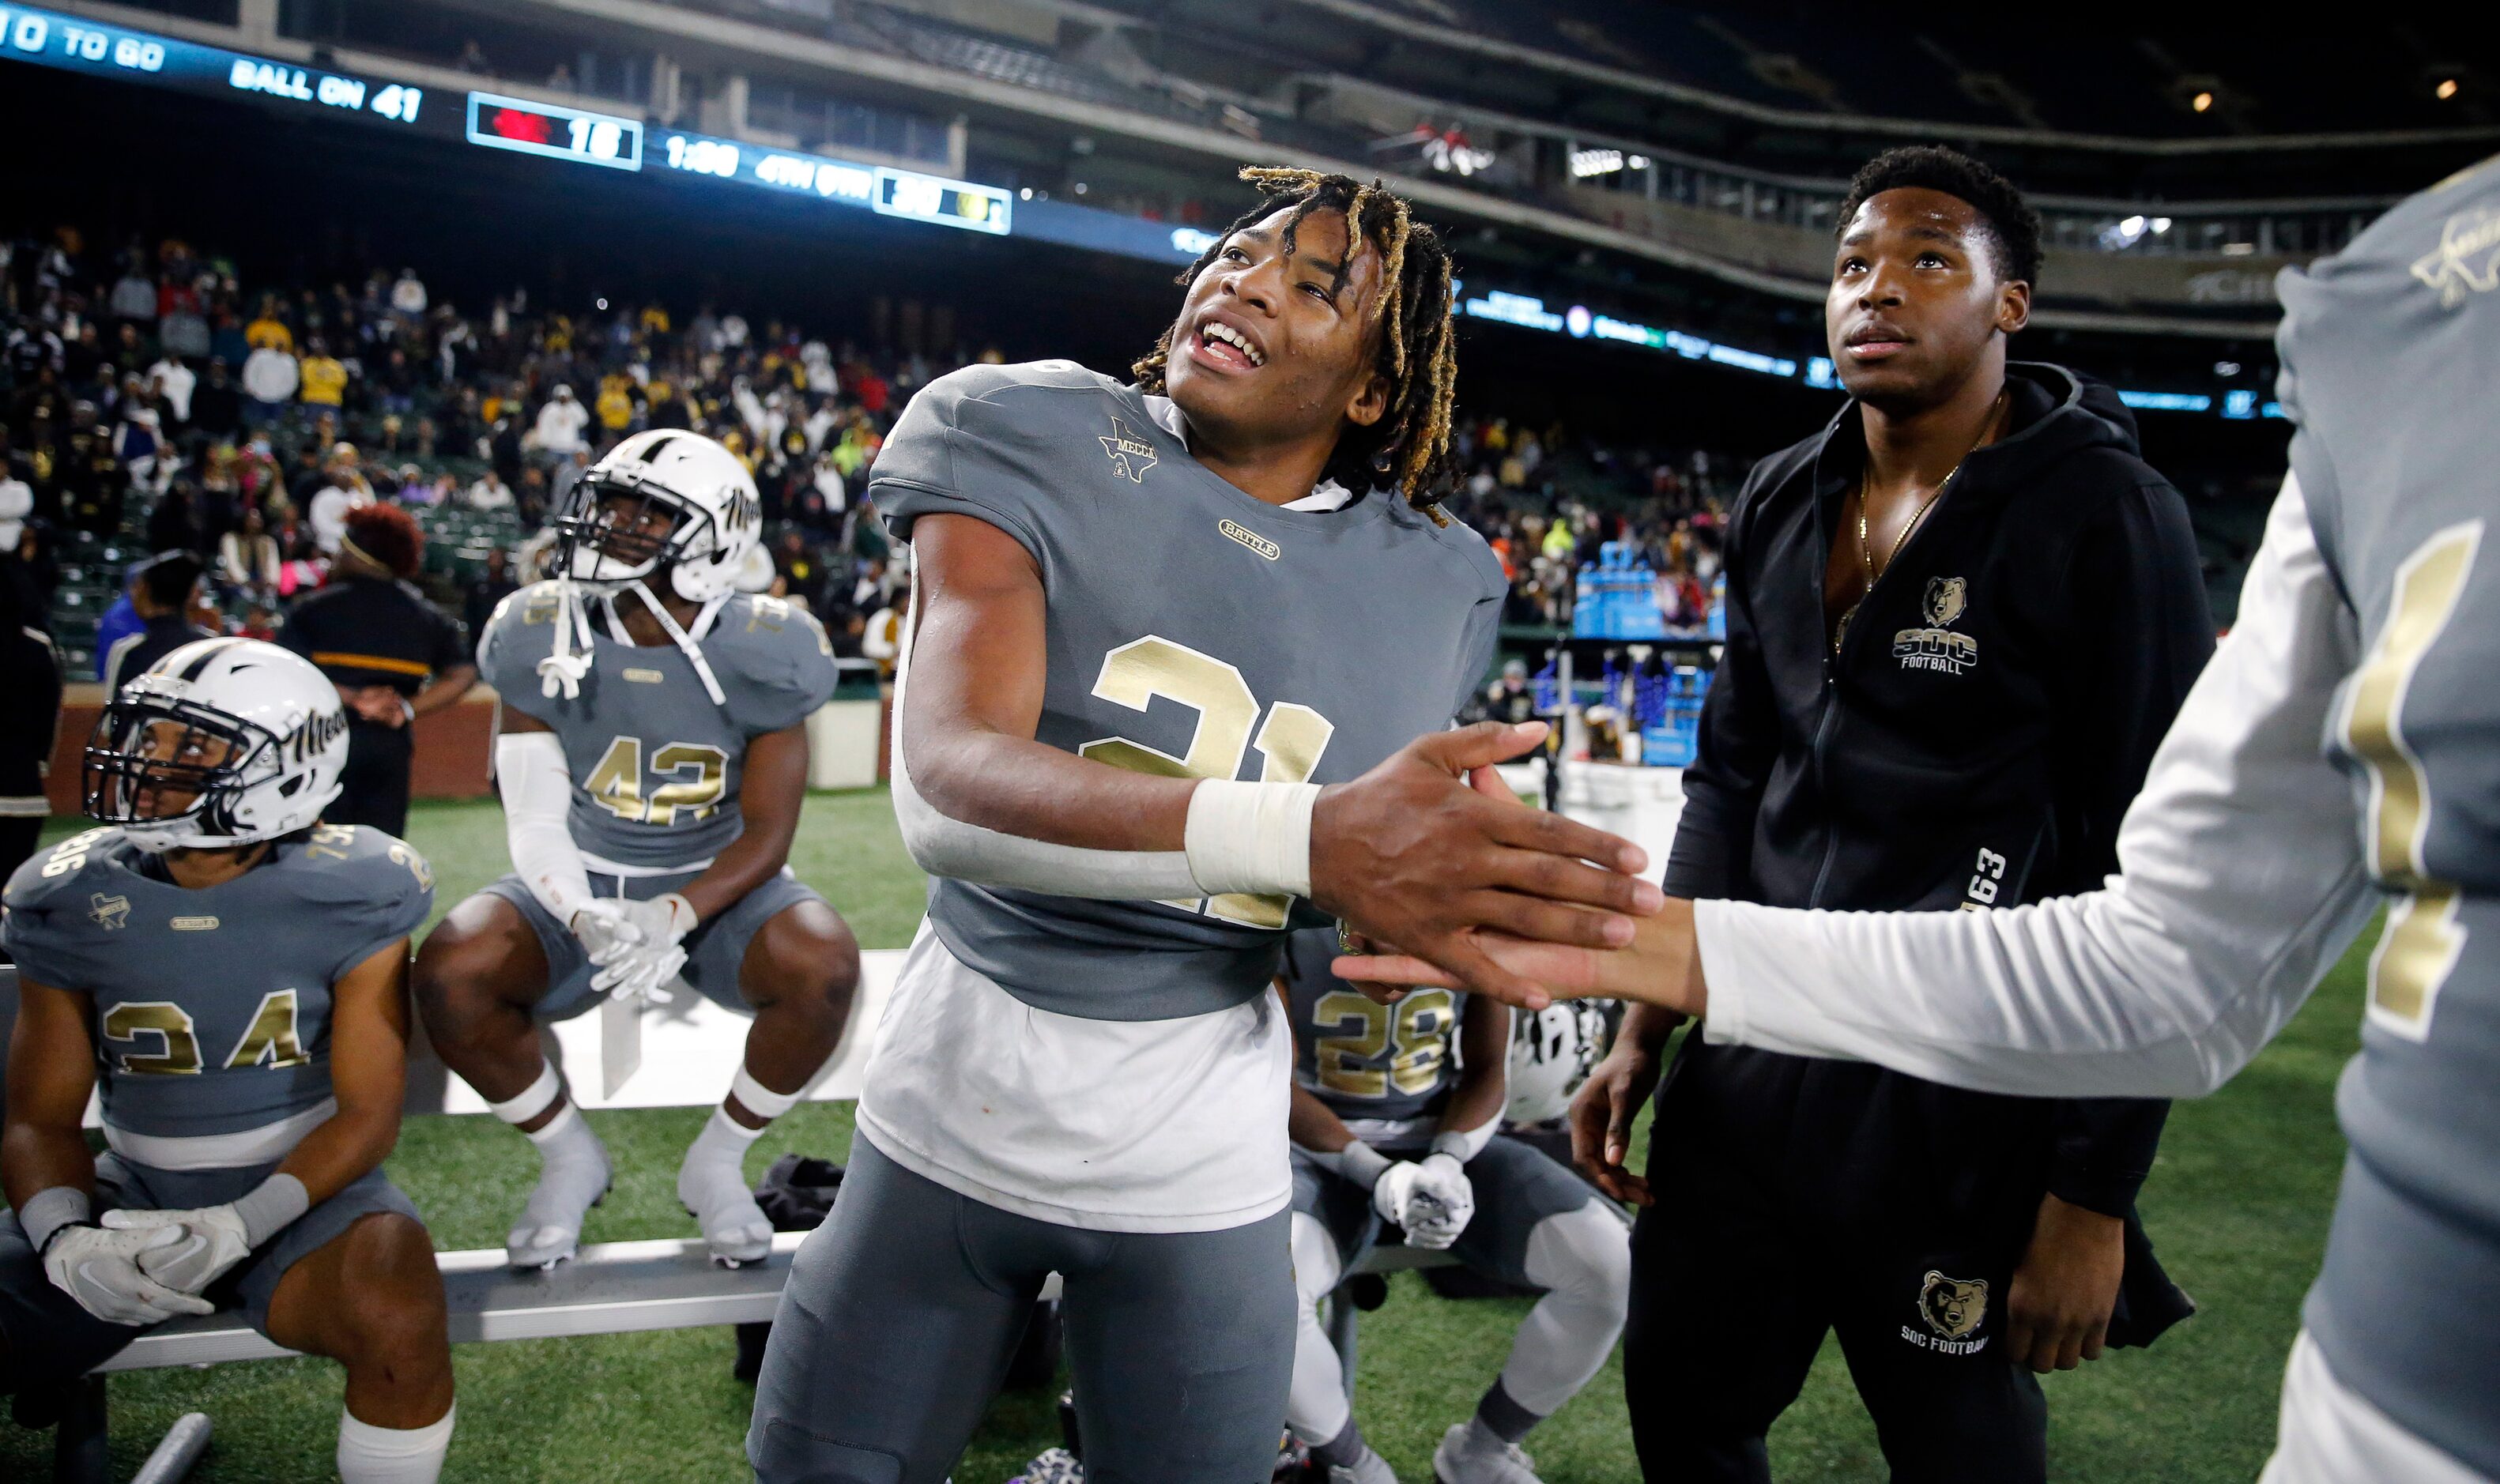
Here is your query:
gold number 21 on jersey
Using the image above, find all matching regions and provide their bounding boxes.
[2340,522,2481,1041]
[1080,636,1335,928]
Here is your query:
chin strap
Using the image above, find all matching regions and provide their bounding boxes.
[615,582,731,706]
[535,578,599,700]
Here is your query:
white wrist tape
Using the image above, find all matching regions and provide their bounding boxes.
[1431,1116,1499,1166]
[233,1173,311,1246]
[730,1065,803,1121]
[1184,779,1322,898]
[20,1187,90,1252]
[1312,1139,1394,1191]
[497,732,597,925]
[487,1059,565,1126]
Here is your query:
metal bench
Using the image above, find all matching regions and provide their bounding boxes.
[2,955,1454,1481]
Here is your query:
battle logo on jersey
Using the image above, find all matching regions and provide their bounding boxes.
[1219,518,1280,561]
[1902,1271,1990,1355]
[88,892,130,930]
[2411,205,2500,309]
[1893,575,1980,676]
[1099,415,1158,483]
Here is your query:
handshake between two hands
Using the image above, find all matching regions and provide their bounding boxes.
[1310,718,1707,1019]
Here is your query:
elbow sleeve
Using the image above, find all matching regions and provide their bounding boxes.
[496,732,594,927]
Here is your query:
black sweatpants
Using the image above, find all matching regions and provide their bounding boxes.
[327,718,413,838]
[1623,1040,2049,1482]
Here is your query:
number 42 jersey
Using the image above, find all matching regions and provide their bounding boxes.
[2,824,433,1169]
[477,585,841,870]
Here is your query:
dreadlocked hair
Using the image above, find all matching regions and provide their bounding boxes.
[1133,167,1460,517]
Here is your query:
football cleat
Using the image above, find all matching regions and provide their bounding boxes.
[1432,1424,1541,1484]
[1326,1451,1401,1484]
[1013,1447,1085,1483]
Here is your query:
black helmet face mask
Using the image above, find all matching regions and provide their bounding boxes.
[555,473,710,585]
[83,697,270,831]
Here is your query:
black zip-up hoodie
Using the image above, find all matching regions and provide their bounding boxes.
[1665,361,2214,1218]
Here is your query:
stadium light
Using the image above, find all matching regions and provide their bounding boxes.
[1571,147,1627,178]
[2151,217,2172,233]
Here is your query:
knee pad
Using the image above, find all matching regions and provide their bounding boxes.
[1289,1211,1343,1311]
[1523,1200,1633,1315]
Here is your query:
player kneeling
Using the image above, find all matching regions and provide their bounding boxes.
[1,640,454,1482]
[413,430,858,1270]
[1280,927,1629,1484]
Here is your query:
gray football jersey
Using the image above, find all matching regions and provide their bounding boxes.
[1280,925,1463,1126]
[477,584,840,868]
[2276,154,2500,1472]
[0,824,433,1139]
[876,361,1506,1021]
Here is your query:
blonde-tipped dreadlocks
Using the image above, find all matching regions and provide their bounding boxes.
[1133,167,1461,517]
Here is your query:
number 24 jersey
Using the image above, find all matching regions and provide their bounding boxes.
[2,824,433,1154]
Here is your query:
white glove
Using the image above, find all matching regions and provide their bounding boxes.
[103,1203,254,1294]
[590,893,696,1006]
[1405,1151,1476,1246]
[1374,1153,1475,1250]
[619,892,698,952]
[41,1223,217,1326]
[592,940,687,1004]
[570,899,647,967]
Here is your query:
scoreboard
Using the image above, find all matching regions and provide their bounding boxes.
[0,2,1016,239]
[467,92,645,171]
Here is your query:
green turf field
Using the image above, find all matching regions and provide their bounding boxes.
[6,794,2359,1482]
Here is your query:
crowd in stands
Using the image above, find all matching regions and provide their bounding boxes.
[0,222,1738,688]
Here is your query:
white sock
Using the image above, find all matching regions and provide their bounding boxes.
[506,1100,611,1269]
[677,1105,772,1265]
[337,1404,454,1484]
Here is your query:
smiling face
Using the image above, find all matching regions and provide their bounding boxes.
[1826,187,2029,409]
[1161,205,1391,458]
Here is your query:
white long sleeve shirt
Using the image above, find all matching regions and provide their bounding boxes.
[1695,476,2377,1099]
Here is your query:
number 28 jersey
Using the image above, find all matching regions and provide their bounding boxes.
[1280,925,1461,1143]
[2,825,433,1166]
[477,584,841,870]
[876,361,1507,1023]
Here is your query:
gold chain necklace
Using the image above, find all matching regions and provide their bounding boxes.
[1832,388,2004,657]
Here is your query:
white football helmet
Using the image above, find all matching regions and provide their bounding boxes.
[83,638,348,852]
[554,429,761,603]
[1504,1000,1616,1126]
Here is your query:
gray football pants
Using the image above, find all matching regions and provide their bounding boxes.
[747,1136,1295,1484]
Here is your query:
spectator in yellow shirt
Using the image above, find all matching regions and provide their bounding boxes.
[595,375,633,433]
[299,339,349,408]
[244,295,294,353]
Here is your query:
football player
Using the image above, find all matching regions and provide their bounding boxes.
[1338,159,2500,1484]
[0,639,454,1482]
[413,429,857,1270]
[1277,928,1629,1484]
[746,168,1660,1484]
